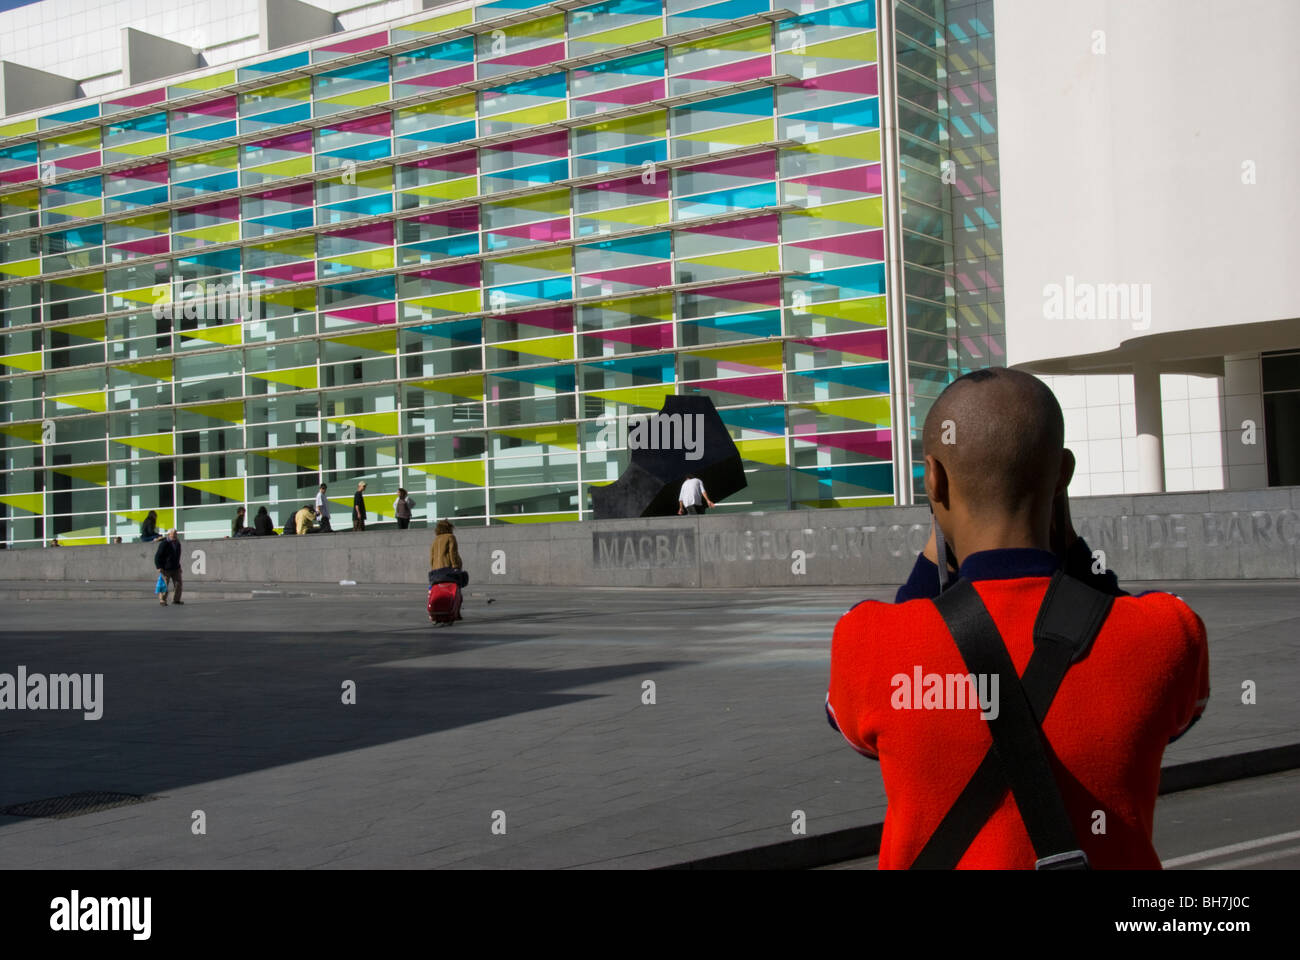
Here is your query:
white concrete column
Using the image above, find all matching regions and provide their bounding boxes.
[875,0,913,505]
[1223,352,1267,489]
[1133,362,1165,492]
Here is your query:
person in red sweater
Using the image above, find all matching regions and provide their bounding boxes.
[827,368,1209,869]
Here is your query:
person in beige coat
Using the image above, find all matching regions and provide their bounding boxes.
[430,519,462,570]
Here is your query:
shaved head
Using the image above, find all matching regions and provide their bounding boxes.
[923,368,1065,516]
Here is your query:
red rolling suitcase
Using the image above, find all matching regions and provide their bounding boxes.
[427,581,463,625]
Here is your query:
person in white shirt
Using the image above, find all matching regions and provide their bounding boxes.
[677,474,715,515]
[393,488,415,529]
[314,483,332,532]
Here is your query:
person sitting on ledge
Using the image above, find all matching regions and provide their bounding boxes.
[139,510,162,543]
[295,504,318,535]
[254,506,276,536]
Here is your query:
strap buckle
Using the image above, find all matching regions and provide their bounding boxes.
[1035,849,1090,870]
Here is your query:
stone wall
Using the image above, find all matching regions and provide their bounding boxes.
[3,488,1297,587]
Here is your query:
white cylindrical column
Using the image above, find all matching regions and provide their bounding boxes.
[1133,362,1165,493]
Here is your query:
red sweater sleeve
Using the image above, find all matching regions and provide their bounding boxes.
[827,602,880,759]
[1165,594,1210,742]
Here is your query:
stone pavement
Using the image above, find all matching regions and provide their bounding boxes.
[0,578,1295,869]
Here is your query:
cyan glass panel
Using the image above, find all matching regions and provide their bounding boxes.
[674,183,778,217]
[315,59,389,94]
[395,37,475,79]
[572,141,666,177]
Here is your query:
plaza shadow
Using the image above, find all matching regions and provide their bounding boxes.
[0,627,684,817]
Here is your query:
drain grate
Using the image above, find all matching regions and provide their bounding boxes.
[1,791,156,819]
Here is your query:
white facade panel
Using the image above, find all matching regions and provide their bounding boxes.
[995,0,1300,374]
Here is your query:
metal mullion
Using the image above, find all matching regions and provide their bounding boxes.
[776,150,795,512]
[878,0,913,506]
[393,303,406,505]
[314,303,327,484]
[664,73,679,465]
[565,74,582,519]
[478,229,491,525]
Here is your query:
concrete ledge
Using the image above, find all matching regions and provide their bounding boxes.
[5,487,1297,588]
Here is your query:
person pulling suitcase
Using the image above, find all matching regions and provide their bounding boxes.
[427,519,466,627]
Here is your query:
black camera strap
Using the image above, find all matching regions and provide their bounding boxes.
[909,571,1114,869]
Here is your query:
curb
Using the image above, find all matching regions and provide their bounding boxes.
[662,742,1300,870]
[0,586,414,602]
[0,584,500,602]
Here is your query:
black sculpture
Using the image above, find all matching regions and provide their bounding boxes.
[590,395,747,519]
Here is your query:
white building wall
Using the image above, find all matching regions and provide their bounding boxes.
[992,0,1296,496]
[994,0,1300,372]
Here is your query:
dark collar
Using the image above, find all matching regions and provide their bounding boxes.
[958,547,1060,582]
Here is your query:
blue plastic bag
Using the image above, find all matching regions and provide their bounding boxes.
[155,574,166,594]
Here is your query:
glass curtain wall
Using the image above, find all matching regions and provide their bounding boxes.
[892,0,1002,497]
[0,0,895,546]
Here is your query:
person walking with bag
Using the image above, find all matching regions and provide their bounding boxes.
[429,519,462,574]
[352,481,368,531]
[427,519,466,625]
[154,529,184,606]
[393,488,415,529]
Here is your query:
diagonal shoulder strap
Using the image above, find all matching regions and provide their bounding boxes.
[909,573,1114,869]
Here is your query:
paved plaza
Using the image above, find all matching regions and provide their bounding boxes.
[0,577,1296,868]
